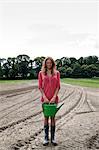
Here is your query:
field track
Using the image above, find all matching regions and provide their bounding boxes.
[0,82,99,150]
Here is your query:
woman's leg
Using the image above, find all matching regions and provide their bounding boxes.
[42,103,49,145]
[50,117,58,146]
[44,117,49,125]
[51,117,55,126]
[43,117,49,146]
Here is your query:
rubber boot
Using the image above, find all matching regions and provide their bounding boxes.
[51,125,58,146]
[43,124,49,146]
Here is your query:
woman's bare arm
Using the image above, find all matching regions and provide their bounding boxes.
[53,87,60,97]
[39,88,49,103]
[50,87,60,103]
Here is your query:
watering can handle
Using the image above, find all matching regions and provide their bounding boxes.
[49,102,54,104]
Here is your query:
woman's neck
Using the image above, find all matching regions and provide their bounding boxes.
[47,69,52,74]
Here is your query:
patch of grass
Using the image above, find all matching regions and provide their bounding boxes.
[0,78,99,88]
[0,79,34,84]
[61,78,99,88]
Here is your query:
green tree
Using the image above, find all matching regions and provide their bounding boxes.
[72,63,82,78]
[78,57,84,65]
[65,67,73,77]
[0,58,6,79]
[84,56,98,65]
[70,57,77,64]
[29,56,45,79]
[61,57,71,67]
[81,64,98,78]
[55,59,62,69]
[17,54,30,78]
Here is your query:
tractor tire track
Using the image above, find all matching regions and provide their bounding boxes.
[0,89,37,113]
[0,91,40,121]
[9,88,81,150]
[0,87,74,133]
[0,85,38,96]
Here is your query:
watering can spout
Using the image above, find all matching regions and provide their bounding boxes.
[56,103,64,113]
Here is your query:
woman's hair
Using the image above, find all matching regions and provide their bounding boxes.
[41,56,57,75]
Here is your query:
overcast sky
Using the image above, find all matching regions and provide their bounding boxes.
[0,0,98,60]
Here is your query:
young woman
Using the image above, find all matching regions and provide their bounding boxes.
[38,56,60,146]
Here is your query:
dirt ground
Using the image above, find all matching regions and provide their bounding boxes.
[0,81,99,150]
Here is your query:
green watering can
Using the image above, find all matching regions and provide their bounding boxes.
[42,102,64,117]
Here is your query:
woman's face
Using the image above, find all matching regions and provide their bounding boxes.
[46,59,53,69]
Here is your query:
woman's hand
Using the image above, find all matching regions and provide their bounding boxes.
[50,95,56,103]
[43,94,49,103]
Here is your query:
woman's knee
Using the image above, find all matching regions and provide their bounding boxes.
[44,117,49,124]
[51,117,55,124]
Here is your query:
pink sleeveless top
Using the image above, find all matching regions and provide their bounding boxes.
[38,70,60,103]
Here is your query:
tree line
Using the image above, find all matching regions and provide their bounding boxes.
[0,55,99,79]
